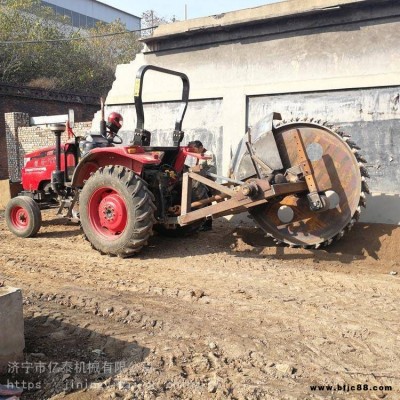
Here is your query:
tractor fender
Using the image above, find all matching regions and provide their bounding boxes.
[72,147,161,188]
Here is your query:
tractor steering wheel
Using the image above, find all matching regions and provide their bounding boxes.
[109,134,123,145]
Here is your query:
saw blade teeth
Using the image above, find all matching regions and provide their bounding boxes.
[325,239,333,246]
[358,163,370,177]
[361,181,370,194]
[314,243,321,249]
[349,142,361,150]
[360,191,367,200]
[335,230,345,240]
[359,198,367,208]
[362,170,370,178]
[356,153,367,163]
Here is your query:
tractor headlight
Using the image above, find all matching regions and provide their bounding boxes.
[23,157,30,167]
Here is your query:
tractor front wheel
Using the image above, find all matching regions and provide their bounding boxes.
[79,166,156,257]
[5,196,42,238]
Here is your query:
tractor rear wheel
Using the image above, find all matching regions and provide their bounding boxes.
[5,196,42,238]
[79,165,156,257]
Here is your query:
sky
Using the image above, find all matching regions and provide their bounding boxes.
[99,0,281,20]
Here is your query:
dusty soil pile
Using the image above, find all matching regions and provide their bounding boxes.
[0,210,399,399]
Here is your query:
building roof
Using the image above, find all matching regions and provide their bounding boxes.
[94,0,140,19]
[142,0,371,42]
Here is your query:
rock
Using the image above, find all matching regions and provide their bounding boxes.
[389,271,398,276]
[190,289,205,299]
[191,354,211,373]
[92,349,106,356]
[209,342,217,350]
[207,378,218,393]
[275,363,296,375]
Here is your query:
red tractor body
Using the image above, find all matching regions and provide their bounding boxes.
[22,144,76,191]
[22,142,199,194]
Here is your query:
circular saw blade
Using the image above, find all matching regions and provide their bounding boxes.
[248,120,365,248]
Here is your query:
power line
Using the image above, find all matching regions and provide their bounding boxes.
[0,25,157,45]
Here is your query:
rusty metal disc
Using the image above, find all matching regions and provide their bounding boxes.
[249,121,362,247]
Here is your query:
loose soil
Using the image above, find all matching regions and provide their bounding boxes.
[0,210,399,400]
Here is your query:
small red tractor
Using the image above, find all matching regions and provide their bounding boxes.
[5,65,369,256]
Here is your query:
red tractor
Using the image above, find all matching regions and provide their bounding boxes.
[5,65,369,256]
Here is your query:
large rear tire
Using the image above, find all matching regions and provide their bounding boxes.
[79,165,156,257]
[5,196,42,238]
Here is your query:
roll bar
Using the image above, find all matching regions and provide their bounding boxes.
[133,65,190,146]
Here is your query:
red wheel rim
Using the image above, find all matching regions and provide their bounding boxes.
[10,206,30,230]
[88,187,128,239]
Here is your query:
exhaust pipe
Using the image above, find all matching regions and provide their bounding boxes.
[50,124,66,194]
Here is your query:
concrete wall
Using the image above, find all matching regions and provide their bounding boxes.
[0,287,25,373]
[99,0,400,224]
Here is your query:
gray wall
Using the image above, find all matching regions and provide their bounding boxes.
[248,87,400,194]
[99,0,400,224]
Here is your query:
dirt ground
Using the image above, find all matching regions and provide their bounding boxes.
[0,209,399,400]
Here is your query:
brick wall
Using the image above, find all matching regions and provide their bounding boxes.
[5,113,91,181]
[0,83,99,180]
